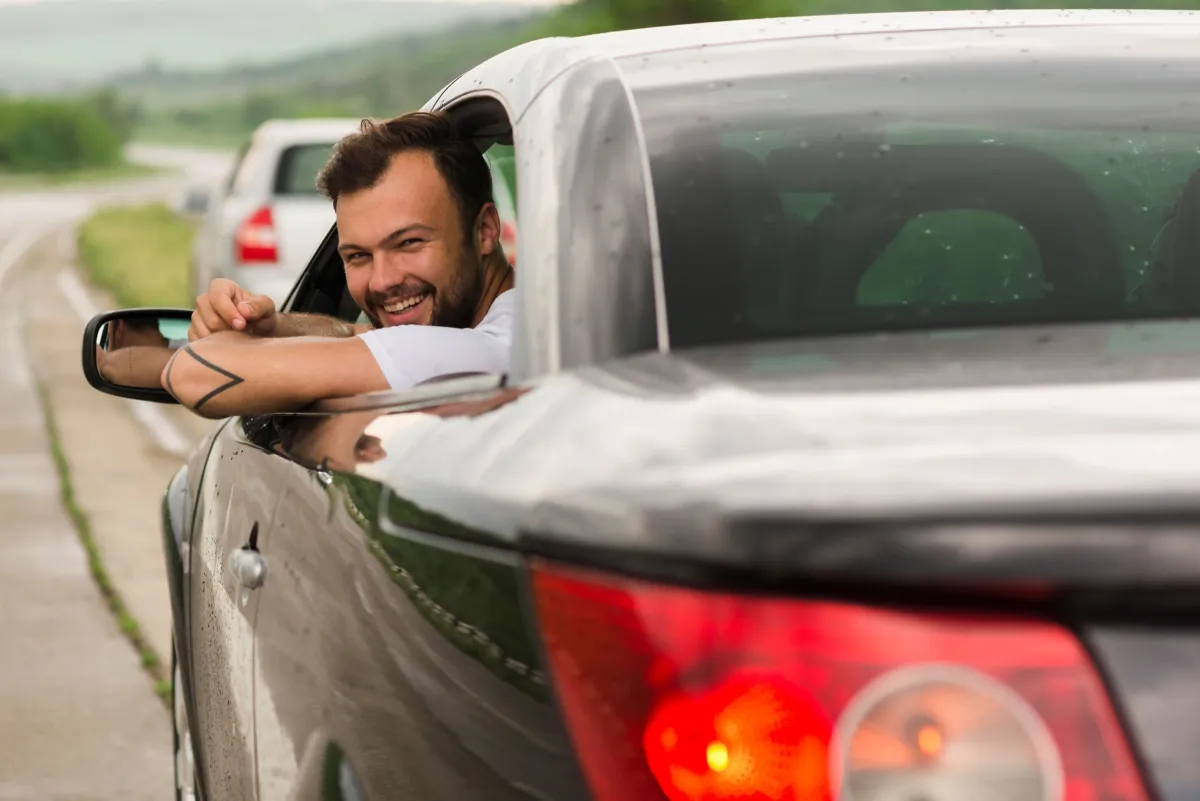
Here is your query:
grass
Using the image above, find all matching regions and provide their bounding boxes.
[0,161,165,190]
[32,377,171,707]
[77,202,197,309]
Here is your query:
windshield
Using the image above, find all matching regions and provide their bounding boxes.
[622,25,1200,349]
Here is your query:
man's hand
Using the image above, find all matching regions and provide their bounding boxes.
[191,278,278,340]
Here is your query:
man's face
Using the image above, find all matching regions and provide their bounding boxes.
[336,151,491,330]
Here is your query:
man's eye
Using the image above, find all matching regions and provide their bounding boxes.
[398,239,423,248]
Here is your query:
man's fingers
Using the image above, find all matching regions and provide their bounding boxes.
[189,309,211,341]
[197,296,234,335]
[210,292,247,331]
[237,295,275,320]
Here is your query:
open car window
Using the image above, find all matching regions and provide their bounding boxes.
[278,96,521,407]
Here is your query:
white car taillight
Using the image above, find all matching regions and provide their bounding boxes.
[234,206,278,264]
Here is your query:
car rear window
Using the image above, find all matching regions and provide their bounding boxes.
[622,26,1200,349]
[274,142,337,196]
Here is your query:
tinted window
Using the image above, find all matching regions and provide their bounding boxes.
[622,26,1200,349]
[274,142,336,196]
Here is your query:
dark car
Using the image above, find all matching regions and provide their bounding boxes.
[83,9,1200,801]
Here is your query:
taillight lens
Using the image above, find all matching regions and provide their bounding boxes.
[531,563,1148,801]
[501,220,517,266]
[234,206,278,263]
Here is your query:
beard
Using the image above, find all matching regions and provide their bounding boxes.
[362,251,483,330]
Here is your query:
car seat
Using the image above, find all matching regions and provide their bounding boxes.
[652,144,795,347]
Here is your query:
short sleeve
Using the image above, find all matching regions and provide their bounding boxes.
[357,300,513,391]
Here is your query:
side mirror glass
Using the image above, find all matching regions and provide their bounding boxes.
[81,308,193,404]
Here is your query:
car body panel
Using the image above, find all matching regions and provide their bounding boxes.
[274,329,1200,585]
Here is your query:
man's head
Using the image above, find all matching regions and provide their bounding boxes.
[318,112,507,330]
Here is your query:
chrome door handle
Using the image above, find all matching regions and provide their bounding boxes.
[229,522,267,604]
[230,548,268,591]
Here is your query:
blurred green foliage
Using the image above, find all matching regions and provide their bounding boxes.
[0,91,138,173]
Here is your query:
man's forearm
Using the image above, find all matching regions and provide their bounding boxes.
[99,346,176,389]
[161,330,388,419]
[271,313,368,339]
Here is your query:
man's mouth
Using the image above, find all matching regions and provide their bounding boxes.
[379,292,431,324]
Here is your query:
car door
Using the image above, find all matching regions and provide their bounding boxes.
[249,383,593,801]
[188,414,285,801]
[187,219,360,800]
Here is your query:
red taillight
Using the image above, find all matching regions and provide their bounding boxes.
[501,220,517,267]
[531,563,1148,801]
[234,206,278,264]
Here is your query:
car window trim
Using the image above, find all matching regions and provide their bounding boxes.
[299,373,509,415]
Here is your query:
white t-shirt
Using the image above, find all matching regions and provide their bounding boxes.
[358,289,514,390]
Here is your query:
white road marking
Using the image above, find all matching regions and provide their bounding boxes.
[56,268,192,458]
[0,225,51,287]
[0,226,54,391]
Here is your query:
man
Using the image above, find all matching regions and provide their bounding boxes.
[163,111,515,419]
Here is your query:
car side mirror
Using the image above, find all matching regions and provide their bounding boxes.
[81,308,193,404]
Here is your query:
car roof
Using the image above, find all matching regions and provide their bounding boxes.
[437,8,1200,119]
[568,8,1200,56]
[250,117,363,146]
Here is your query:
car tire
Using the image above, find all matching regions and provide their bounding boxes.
[172,646,199,801]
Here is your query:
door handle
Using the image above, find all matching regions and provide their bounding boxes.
[229,522,268,606]
[231,548,268,591]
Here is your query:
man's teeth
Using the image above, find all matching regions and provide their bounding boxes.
[383,294,428,314]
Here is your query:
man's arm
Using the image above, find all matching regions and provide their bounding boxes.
[269,313,371,339]
[190,278,371,340]
[97,345,176,389]
[161,331,388,419]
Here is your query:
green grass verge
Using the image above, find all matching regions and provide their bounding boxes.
[77,202,197,309]
[32,373,171,708]
[0,161,166,190]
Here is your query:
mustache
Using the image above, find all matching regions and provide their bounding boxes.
[367,279,435,308]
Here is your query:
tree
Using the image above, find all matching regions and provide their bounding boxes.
[573,0,797,30]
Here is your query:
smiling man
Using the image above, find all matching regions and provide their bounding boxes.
[163,111,516,418]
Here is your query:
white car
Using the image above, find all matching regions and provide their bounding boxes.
[190,117,519,305]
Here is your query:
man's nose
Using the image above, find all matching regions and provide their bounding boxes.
[367,255,404,295]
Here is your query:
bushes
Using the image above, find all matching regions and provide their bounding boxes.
[0,94,134,174]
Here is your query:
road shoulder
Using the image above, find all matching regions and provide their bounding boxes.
[1,230,173,800]
[23,229,214,670]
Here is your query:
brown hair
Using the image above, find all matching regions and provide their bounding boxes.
[317,111,495,242]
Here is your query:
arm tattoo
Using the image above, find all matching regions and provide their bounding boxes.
[167,345,246,412]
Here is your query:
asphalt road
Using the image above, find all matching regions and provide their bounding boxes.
[0,146,231,801]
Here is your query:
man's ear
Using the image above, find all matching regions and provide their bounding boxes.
[474,202,502,258]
